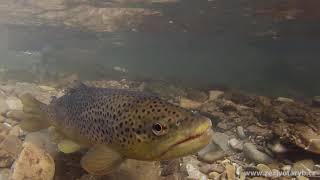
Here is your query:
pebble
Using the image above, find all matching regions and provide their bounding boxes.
[256,164,271,173]
[199,164,225,174]
[281,165,292,171]
[296,176,309,180]
[208,172,221,180]
[0,135,22,168]
[198,149,226,163]
[6,110,25,121]
[225,164,235,180]
[9,126,22,137]
[5,97,23,111]
[267,141,287,154]
[4,119,18,126]
[228,138,243,151]
[236,126,246,140]
[209,90,224,101]
[187,90,208,102]
[212,132,230,151]
[243,143,273,164]
[312,96,320,107]
[0,149,14,168]
[276,97,294,103]
[180,97,202,109]
[0,124,10,136]
[185,163,208,180]
[0,168,10,180]
[0,135,22,157]
[292,159,314,173]
[11,143,55,180]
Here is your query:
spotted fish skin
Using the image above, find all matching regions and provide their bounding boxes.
[43,83,213,161]
[49,86,162,145]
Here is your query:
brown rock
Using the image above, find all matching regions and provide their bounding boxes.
[11,143,55,180]
[180,97,202,109]
[199,164,225,174]
[6,110,26,121]
[0,135,22,168]
[225,164,235,180]
[292,159,314,173]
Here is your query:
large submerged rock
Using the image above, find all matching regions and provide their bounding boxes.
[10,143,55,180]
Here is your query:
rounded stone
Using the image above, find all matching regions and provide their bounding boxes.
[11,143,55,180]
[243,143,273,164]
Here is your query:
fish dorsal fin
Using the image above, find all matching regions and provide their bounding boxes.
[81,145,124,175]
[65,81,89,94]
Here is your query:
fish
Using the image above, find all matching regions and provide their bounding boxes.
[19,83,213,175]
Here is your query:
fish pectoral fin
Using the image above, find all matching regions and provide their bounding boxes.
[58,139,81,154]
[81,145,124,175]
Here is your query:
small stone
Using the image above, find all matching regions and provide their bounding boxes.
[187,90,208,102]
[0,150,14,168]
[236,126,246,140]
[268,141,287,154]
[209,90,224,101]
[5,97,23,111]
[11,143,55,180]
[292,159,314,173]
[0,124,10,136]
[4,119,18,126]
[256,164,271,173]
[208,172,221,180]
[199,164,225,174]
[0,135,22,168]
[212,132,230,151]
[6,110,25,121]
[198,149,226,164]
[276,97,294,103]
[225,164,235,180]
[185,163,207,180]
[228,138,243,151]
[9,126,22,137]
[281,165,291,171]
[243,143,273,164]
[312,96,320,107]
[246,125,271,137]
[180,97,202,109]
[296,176,309,180]
[0,135,23,157]
[0,168,10,180]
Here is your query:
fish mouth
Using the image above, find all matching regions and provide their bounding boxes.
[159,126,213,159]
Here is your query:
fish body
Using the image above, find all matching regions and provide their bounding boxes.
[20,83,213,175]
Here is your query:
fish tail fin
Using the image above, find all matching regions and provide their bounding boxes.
[19,93,50,132]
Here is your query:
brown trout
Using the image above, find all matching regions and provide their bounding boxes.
[20,83,213,175]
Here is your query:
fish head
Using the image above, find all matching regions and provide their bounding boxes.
[122,97,213,161]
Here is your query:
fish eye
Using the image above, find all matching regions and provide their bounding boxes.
[152,123,165,136]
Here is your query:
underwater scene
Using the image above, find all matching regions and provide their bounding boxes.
[0,0,320,179]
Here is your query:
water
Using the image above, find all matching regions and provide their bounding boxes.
[0,0,320,179]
